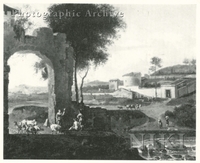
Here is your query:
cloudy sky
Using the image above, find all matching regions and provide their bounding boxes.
[7,3,196,88]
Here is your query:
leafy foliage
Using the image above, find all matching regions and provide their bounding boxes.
[149,56,162,98]
[46,4,126,68]
[45,4,126,102]
[164,110,174,118]
[149,57,162,71]
[34,60,48,80]
[183,58,196,72]
[183,58,190,65]
[173,104,196,128]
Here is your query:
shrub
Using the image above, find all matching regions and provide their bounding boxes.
[173,104,196,128]
[164,110,174,118]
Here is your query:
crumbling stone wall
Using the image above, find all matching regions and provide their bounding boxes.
[4,23,74,134]
[80,105,147,134]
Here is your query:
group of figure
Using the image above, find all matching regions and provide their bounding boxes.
[158,116,169,129]
[69,110,84,131]
[44,107,84,132]
[14,119,41,134]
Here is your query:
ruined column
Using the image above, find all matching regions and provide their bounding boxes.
[46,64,56,124]
[53,33,74,122]
[65,45,74,109]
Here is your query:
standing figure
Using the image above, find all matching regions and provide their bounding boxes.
[56,110,63,126]
[158,119,163,129]
[165,116,169,127]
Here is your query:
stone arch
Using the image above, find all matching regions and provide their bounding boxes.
[8,49,55,124]
[4,26,74,134]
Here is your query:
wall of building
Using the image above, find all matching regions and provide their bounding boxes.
[109,81,119,90]
[177,81,196,98]
[160,85,176,98]
[112,88,133,99]
[187,82,196,94]
[177,86,187,97]
[136,88,162,98]
[119,86,162,98]
[123,74,141,87]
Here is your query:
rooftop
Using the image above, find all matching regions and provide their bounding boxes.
[161,78,196,86]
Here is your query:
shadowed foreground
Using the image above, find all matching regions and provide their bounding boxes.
[4,133,145,160]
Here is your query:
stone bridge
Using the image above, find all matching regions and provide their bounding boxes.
[4,22,74,134]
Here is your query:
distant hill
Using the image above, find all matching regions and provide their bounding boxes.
[151,65,196,76]
[84,80,109,87]
[9,84,48,94]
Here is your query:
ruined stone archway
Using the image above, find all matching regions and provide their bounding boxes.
[4,26,74,134]
[8,50,55,125]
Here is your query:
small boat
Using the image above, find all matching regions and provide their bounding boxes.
[183,155,196,160]
[170,154,183,160]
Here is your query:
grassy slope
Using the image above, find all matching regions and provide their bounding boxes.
[131,98,196,131]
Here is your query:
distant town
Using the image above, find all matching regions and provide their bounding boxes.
[82,64,196,101]
[9,63,196,102]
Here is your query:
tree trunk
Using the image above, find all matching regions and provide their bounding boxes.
[74,60,79,103]
[80,67,89,104]
[155,67,157,99]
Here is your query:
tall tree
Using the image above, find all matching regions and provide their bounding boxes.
[149,57,162,98]
[45,4,126,103]
[183,58,190,65]
[190,58,196,66]
[190,58,196,73]
[79,66,89,104]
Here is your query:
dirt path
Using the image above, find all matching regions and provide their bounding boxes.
[130,100,175,130]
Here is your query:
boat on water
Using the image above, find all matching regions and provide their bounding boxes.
[136,141,195,160]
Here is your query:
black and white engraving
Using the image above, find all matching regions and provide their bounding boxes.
[4,3,196,160]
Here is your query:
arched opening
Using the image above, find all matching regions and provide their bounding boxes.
[7,50,55,134]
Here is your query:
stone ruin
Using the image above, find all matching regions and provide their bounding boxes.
[4,21,74,134]
[4,19,143,135]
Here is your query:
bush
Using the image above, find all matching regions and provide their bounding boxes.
[173,104,196,128]
[164,110,174,118]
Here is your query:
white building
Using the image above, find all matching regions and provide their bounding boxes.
[122,72,141,87]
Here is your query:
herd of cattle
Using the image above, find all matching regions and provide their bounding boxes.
[14,119,41,134]
[117,103,142,110]
[13,119,62,135]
